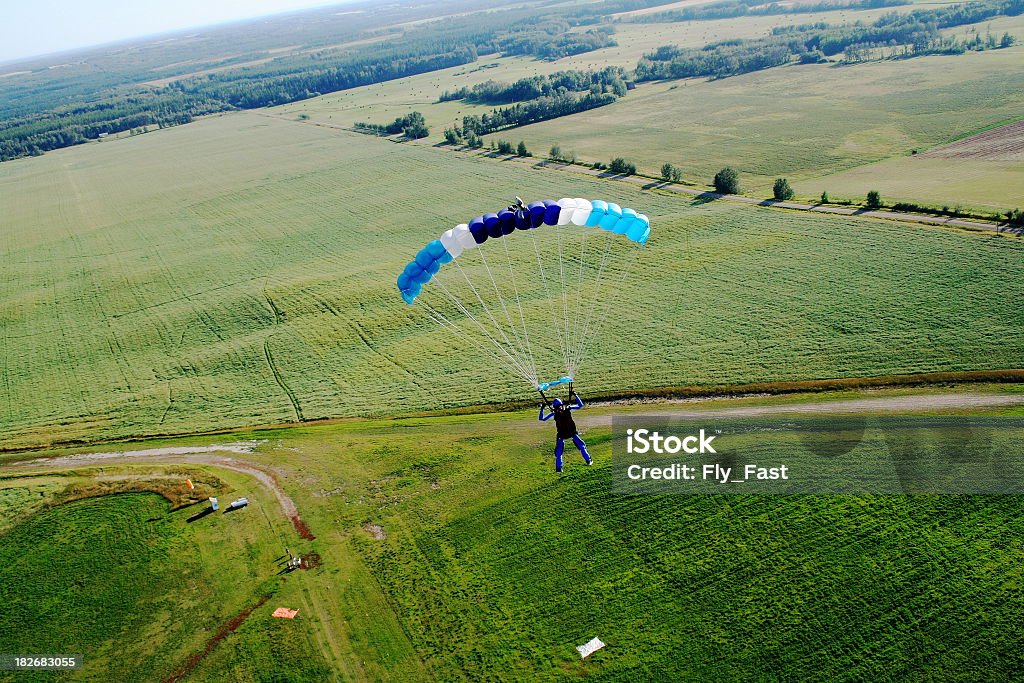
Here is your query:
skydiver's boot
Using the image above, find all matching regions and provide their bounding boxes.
[555,439,565,473]
[573,435,592,465]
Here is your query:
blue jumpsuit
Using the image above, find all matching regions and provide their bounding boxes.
[539,395,591,472]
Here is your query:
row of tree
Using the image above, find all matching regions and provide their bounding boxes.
[439,67,628,104]
[354,111,429,138]
[450,91,619,138]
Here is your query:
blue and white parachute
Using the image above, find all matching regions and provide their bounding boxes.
[397,198,650,389]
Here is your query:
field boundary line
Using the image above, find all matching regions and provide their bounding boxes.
[2,369,1022,455]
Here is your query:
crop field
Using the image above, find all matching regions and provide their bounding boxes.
[797,115,1024,211]
[923,119,1024,159]
[0,111,1022,449]
[797,154,1024,211]
[505,49,1024,200]
[5,391,1023,680]
[0,483,320,682]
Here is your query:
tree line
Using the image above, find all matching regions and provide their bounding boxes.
[439,67,627,104]
[445,91,618,141]
[354,111,429,139]
[0,91,224,161]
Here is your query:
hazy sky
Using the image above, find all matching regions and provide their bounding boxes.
[0,0,354,64]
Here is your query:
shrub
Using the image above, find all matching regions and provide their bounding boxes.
[866,190,882,209]
[713,167,740,194]
[609,157,636,175]
[661,163,682,183]
[773,178,794,201]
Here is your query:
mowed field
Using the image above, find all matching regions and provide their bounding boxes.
[1,111,1023,448]
[3,390,1023,680]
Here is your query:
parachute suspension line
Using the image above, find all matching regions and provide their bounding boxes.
[568,229,615,378]
[567,222,588,378]
[447,257,534,380]
[432,266,533,381]
[428,276,536,384]
[476,243,533,381]
[575,243,638,373]
[555,219,573,378]
[422,301,532,383]
[574,245,643,377]
[501,235,538,384]
[528,226,571,379]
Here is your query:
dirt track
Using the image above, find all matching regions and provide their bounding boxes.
[8,442,313,538]
[579,391,1024,427]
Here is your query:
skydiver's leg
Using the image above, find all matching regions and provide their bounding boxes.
[572,434,592,465]
[555,438,565,473]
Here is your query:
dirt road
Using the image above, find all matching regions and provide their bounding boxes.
[8,442,313,537]
[579,391,1024,427]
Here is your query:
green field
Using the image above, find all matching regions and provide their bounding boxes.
[4,391,1022,680]
[0,481,325,682]
[3,1,1024,680]
[1,111,1022,449]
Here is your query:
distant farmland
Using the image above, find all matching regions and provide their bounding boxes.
[0,112,1022,448]
[278,11,1024,210]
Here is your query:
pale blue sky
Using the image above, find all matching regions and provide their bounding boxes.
[0,0,354,64]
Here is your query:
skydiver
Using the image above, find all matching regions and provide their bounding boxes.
[539,391,591,473]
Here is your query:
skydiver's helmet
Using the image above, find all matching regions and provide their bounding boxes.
[552,398,563,410]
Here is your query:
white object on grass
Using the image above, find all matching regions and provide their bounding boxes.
[576,637,606,659]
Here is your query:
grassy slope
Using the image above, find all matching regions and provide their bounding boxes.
[0,481,323,682]
[0,112,1022,449]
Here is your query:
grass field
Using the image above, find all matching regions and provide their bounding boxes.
[5,390,1022,680]
[0,112,1022,449]
[3,2,1024,681]
[0,480,325,682]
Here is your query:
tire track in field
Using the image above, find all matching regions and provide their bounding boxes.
[261,287,304,422]
[349,313,427,392]
[264,335,304,422]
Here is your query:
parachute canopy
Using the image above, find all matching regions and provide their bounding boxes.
[397,197,650,389]
[398,198,650,305]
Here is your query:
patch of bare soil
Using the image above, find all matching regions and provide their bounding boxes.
[921,120,1024,160]
[363,523,387,540]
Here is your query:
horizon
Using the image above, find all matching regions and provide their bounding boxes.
[0,0,357,66]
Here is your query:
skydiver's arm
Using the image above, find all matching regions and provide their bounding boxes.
[539,404,554,421]
[569,394,584,411]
